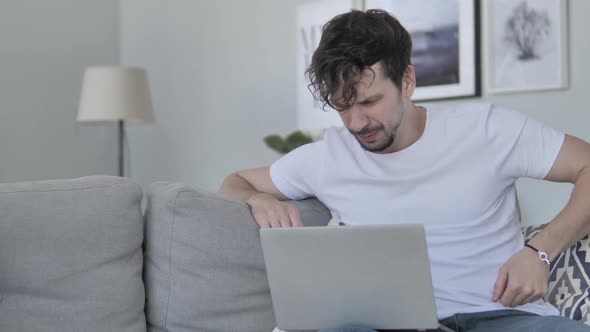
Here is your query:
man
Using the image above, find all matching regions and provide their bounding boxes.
[220,9,590,332]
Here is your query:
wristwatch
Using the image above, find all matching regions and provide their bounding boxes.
[525,243,551,265]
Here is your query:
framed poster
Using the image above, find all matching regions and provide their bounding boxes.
[365,0,481,101]
[484,0,568,93]
[295,0,359,130]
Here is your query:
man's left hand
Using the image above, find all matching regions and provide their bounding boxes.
[492,247,550,307]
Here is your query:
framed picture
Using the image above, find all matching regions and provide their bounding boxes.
[295,0,361,130]
[365,0,481,101]
[484,0,568,93]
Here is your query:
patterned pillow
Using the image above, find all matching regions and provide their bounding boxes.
[523,224,590,325]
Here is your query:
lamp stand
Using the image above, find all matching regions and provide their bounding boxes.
[118,120,125,177]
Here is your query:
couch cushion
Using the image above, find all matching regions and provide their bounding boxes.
[524,224,590,325]
[0,176,146,332]
[144,182,331,332]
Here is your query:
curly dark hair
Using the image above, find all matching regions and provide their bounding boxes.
[306,9,413,111]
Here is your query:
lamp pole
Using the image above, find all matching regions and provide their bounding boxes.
[118,119,125,177]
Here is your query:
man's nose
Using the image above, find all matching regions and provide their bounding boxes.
[347,106,370,132]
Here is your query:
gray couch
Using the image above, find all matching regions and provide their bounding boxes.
[0,176,331,332]
[1,175,588,331]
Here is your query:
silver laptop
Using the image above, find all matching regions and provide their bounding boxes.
[260,224,439,331]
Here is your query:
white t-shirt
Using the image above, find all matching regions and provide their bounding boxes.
[270,102,564,320]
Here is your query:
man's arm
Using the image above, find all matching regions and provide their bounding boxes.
[493,134,590,307]
[527,134,590,259]
[219,166,303,228]
[220,166,289,202]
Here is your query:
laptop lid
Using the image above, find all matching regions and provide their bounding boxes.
[260,224,438,331]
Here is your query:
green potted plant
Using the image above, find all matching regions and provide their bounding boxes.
[264,130,314,154]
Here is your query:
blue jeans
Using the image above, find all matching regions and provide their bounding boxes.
[318,309,590,331]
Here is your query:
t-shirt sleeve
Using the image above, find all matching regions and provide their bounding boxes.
[483,105,565,180]
[269,140,323,200]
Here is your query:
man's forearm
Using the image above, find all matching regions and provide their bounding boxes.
[220,173,262,202]
[528,167,590,261]
[219,173,275,204]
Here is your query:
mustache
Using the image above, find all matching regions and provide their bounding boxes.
[351,125,384,136]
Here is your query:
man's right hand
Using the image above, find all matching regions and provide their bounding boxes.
[219,167,306,228]
[246,193,304,228]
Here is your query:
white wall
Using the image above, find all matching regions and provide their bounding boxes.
[484,0,590,226]
[121,0,590,225]
[0,1,120,182]
[121,0,311,191]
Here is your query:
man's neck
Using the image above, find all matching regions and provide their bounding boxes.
[386,104,427,153]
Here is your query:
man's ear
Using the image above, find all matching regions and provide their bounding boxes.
[401,65,416,98]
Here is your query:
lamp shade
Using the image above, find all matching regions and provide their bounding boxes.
[77,67,155,123]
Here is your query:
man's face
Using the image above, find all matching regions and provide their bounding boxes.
[332,62,409,154]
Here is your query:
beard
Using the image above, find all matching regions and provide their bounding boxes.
[350,124,397,152]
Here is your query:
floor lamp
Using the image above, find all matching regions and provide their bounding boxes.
[76,67,155,177]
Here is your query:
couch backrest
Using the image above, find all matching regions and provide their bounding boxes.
[0,176,146,332]
[144,182,332,332]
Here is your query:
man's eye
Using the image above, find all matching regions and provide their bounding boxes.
[362,99,378,106]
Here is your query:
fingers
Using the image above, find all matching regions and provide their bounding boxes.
[495,270,524,307]
[251,202,302,228]
[252,211,271,228]
[518,283,548,306]
[494,267,523,307]
[278,212,292,228]
[498,286,518,307]
[510,290,530,307]
[287,205,304,227]
[496,277,548,307]
[492,268,508,302]
[502,285,546,307]
[521,293,542,306]
[268,210,282,228]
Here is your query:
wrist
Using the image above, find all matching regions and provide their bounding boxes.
[524,242,551,265]
[245,192,276,207]
[527,225,571,264]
